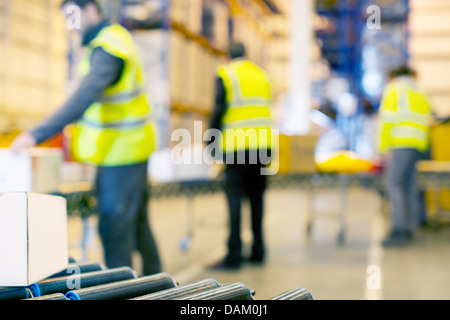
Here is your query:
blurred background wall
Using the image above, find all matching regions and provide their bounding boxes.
[0,0,68,144]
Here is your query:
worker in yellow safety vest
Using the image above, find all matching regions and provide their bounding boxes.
[10,0,161,274]
[377,65,433,247]
[208,42,274,270]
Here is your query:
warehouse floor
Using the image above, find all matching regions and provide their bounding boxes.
[67,187,450,300]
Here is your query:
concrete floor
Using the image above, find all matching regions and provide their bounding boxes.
[67,187,450,300]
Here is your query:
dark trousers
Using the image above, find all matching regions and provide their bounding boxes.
[224,155,268,262]
[95,162,161,275]
[385,148,426,233]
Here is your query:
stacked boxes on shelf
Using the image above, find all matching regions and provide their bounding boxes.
[168,31,187,111]
[168,0,229,119]
[166,0,287,129]
[209,0,231,52]
[410,0,450,119]
[0,1,7,131]
[1,0,67,132]
[170,0,203,36]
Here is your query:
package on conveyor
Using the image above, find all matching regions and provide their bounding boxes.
[0,192,68,286]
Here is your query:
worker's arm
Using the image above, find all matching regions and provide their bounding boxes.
[205,76,227,150]
[376,86,396,155]
[10,47,124,153]
[30,47,124,144]
[209,76,227,132]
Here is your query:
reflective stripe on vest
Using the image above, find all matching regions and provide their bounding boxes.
[223,64,272,110]
[80,116,152,130]
[99,86,145,104]
[222,117,273,130]
[390,125,428,141]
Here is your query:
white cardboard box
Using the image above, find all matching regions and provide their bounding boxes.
[0,192,68,286]
[0,148,63,193]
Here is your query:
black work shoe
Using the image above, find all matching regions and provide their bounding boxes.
[381,231,411,247]
[248,252,265,264]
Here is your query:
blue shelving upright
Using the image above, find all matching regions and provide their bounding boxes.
[314,0,410,155]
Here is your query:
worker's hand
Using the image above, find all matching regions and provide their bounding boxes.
[9,132,37,154]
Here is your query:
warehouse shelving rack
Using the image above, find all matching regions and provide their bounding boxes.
[314,0,410,152]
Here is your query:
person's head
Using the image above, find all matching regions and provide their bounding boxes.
[229,42,246,60]
[389,65,417,80]
[60,0,103,34]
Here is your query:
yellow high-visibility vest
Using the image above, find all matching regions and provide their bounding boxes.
[72,24,157,166]
[377,77,431,154]
[217,60,274,154]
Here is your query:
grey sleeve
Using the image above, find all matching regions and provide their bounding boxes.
[29,47,124,145]
[209,76,227,132]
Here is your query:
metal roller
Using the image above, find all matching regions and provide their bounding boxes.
[65,273,177,300]
[25,293,69,301]
[0,287,33,301]
[270,287,313,300]
[179,283,254,301]
[29,267,137,297]
[130,279,221,300]
[47,261,104,279]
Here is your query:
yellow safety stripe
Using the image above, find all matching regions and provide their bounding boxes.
[390,125,428,141]
[80,115,153,130]
[223,64,272,108]
[99,87,145,104]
